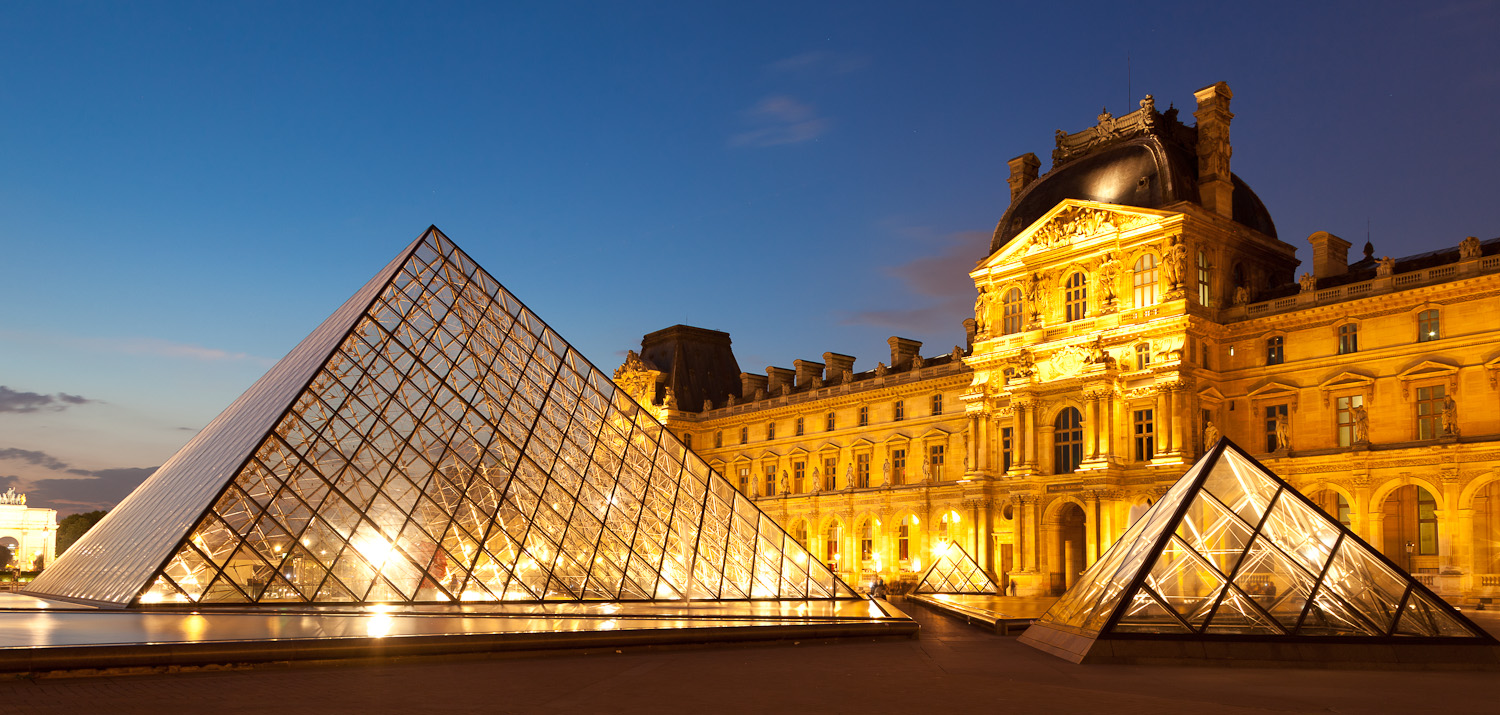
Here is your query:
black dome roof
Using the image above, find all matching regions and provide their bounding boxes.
[989,123,1277,255]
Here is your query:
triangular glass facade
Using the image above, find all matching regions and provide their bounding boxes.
[915,542,996,594]
[1032,440,1490,642]
[28,228,855,606]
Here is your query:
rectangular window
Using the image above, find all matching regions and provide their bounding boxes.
[738,467,751,497]
[826,412,835,431]
[1197,249,1211,306]
[764,465,776,496]
[767,422,775,440]
[739,426,747,445]
[1416,384,1445,440]
[892,448,906,485]
[793,461,805,494]
[1001,427,1013,472]
[683,433,692,450]
[860,532,873,561]
[714,430,723,448]
[1338,323,1358,355]
[1266,336,1284,365]
[855,453,870,488]
[796,416,805,436]
[1418,309,1440,342]
[1418,489,1438,555]
[894,400,905,421]
[1133,408,1155,462]
[858,406,869,427]
[1336,394,1364,447]
[823,457,837,490]
[929,444,945,481]
[931,393,943,416]
[898,524,910,561]
[1265,404,1288,452]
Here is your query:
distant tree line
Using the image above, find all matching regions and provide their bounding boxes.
[57,510,108,556]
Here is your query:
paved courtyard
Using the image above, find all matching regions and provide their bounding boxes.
[0,603,1496,714]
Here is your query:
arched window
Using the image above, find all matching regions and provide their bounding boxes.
[859,520,875,562]
[824,521,842,565]
[1053,407,1084,474]
[1135,343,1151,369]
[1002,287,1024,334]
[898,516,916,562]
[1133,255,1158,306]
[1064,272,1088,321]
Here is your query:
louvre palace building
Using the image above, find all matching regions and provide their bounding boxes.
[615,82,1500,603]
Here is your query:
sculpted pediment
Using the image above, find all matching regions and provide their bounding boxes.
[977,199,1175,270]
[1247,381,1300,401]
[1397,360,1459,381]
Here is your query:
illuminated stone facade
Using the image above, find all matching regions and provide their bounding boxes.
[631,82,1500,604]
[0,489,57,571]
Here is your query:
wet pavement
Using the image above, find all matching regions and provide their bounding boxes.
[2,600,1498,714]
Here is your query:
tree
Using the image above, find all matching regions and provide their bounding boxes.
[56,510,108,556]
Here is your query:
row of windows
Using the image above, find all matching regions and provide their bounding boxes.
[991,254,1173,337]
[709,394,946,447]
[1263,309,1442,365]
[733,445,948,496]
[993,386,1455,477]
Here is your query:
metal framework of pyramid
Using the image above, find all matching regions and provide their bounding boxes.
[27,227,857,608]
[915,542,996,594]
[1020,439,1498,665]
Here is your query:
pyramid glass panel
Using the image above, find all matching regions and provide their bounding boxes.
[1023,440,1494,661]
[915,542,997,594]
[26,228,856,607]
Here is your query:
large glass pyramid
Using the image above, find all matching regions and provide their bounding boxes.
[1021,439,1496,663]
[27,228,856,607]
[915,543,996,595]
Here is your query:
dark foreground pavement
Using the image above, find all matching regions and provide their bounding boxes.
[1,604,1496,714]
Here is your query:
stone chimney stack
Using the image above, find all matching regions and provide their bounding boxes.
[765,366,795,393]
[1307,231,1352,279]
[793,359,825,387]
[1007,153,1041,203]
[739,372,767,400]
[823,352,855,382]
[1193,82,1235,218]
[888,337,922,369]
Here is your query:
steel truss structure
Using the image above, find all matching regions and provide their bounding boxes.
[1021,439,1495,662]
[915,542,996,594]
[28,227,856,607]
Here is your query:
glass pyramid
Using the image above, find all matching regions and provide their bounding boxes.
[28,227,857,606]
[915,542,996,594]
[1027,439,1492,645]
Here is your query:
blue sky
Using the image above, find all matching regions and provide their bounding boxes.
[2,1,1497,514]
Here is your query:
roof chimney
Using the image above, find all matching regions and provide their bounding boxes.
[765,366,795,394]
[739,372,767,400]
[888,337,922,369]
[1308,231,1352,279]
[822,352,855,383]
[1192,82,1234,218]
[1007,153,1041,203]
[793,359,825,387]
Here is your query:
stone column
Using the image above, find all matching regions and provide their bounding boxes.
[1170,387,1185,455]
[1101,393,1116,463]
[1456,508,1475,576]
[967,414,980,473]
[1039,425,1056,475]
[1083,394,1099,461]
[1155,388,1171,457]
[1012,404,1026,470]
[1084,492,1101,566]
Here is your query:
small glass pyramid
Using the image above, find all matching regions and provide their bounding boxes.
[1026,439,1493,652]
[915,542,996,594]
[28,228,856,606]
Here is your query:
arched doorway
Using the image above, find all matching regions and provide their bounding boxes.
[0,536,18,570]
[1382,485,1438,574]
[1308,489,1351,527]
[1471,481,1500,579]
[1052,503,1087,595]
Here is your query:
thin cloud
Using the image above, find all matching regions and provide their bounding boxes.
[26,467,156,515]
[0,329,275,366]
[0,447,75,472]
[730,95,831,148]
[768,51,869,75]
[0,386,96,413]
[843,229,989,333]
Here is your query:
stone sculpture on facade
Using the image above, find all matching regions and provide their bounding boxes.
[1461,236,1482,260]
[810,468,820,492]
[1275,412,1292,452]
[1377,256,1396,277]
[844,463,854,490]
[1096,252,1120,306]
[780,472,790,496]
[1299,273,1317,293]
[1353,404,1369,444]
[1163,237,1187,289]
[881,459,890,488]
[973,286,989,337]
[1232,285,1249,306]
[921,457,932,483]
[702,399,713,413]
[1203,420,1219,447]
[1443,395,1459,436]
[0,488,24,506]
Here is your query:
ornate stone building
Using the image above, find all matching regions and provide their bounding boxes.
[0,489,57,571]
[619,82,1500,603]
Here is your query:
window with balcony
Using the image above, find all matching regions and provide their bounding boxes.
[1133,254,1158,306]
[1002,287,1024,334]
[1065,272,1088,322]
